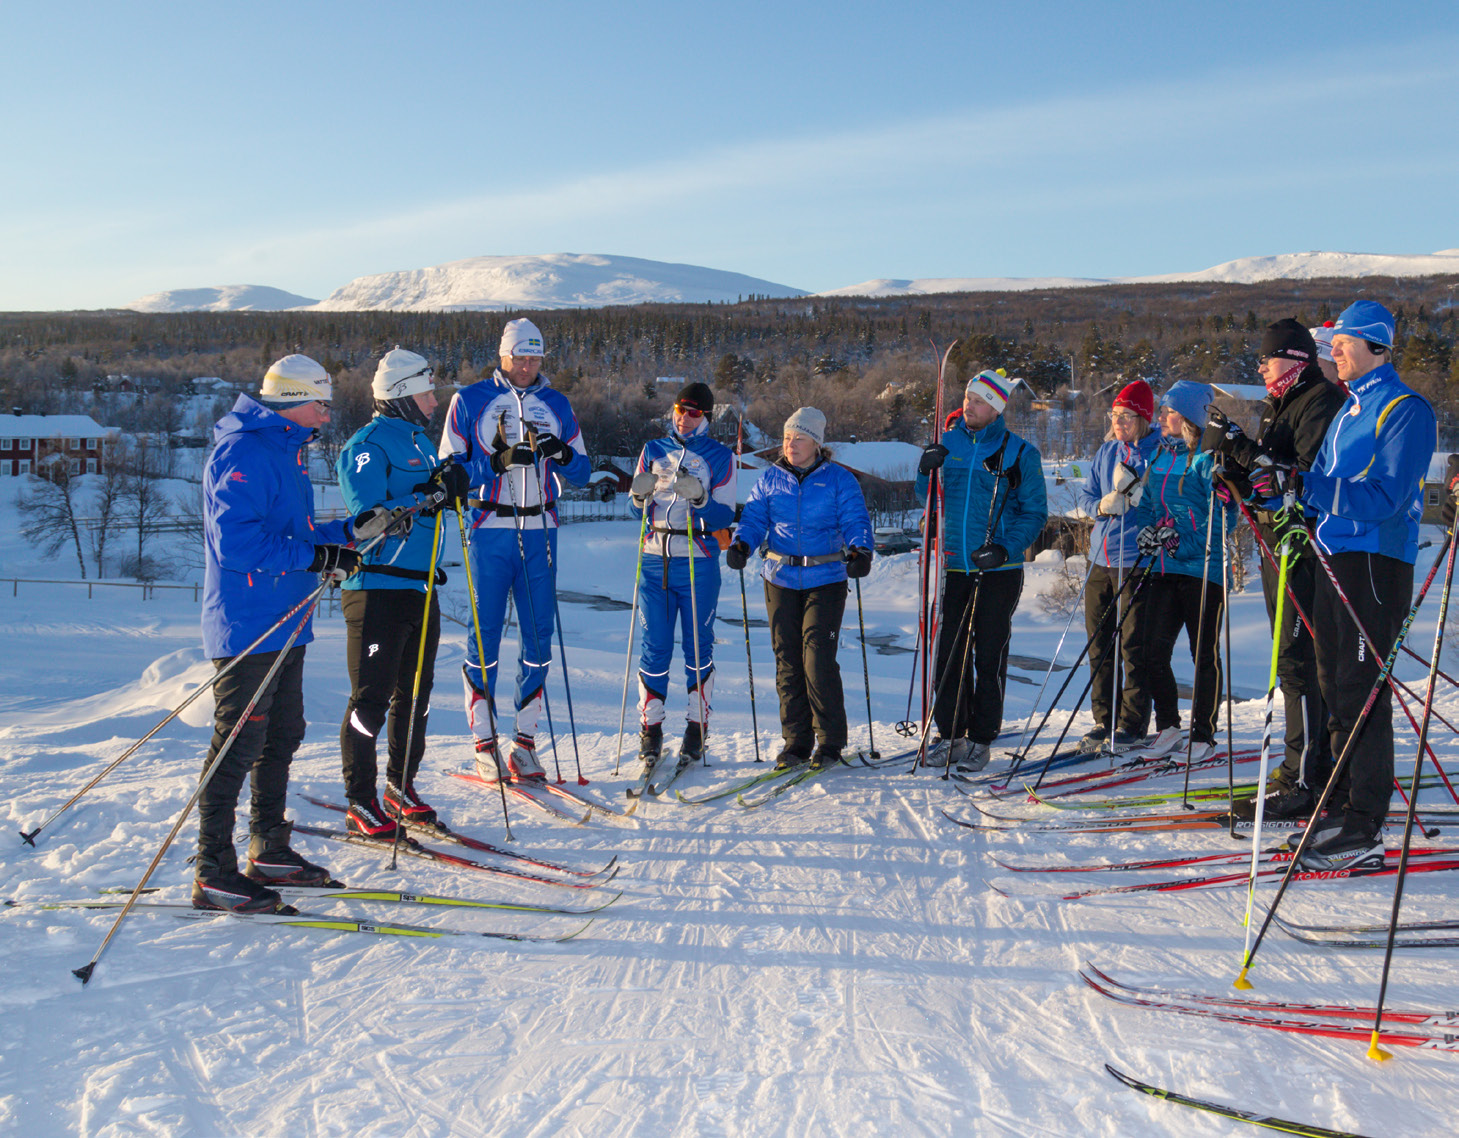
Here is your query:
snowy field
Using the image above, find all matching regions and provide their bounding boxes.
[2,478,1458,1136]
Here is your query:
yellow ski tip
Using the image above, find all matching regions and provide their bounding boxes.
[1232,969,1253,991]
[1367,1031,1393,1062]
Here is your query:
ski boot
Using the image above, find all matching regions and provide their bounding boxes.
[773,747,811,772]
[808,743,841,771]
[680,722,705,762]
[638,723,664,768]
[385,781,437,827]
[475,737,508,780]
[244,821,333,886]
[508,734,546,781]
[346,797,403,840]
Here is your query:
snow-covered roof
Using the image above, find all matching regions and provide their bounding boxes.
[0,414,108,438]
[826,441,923,481]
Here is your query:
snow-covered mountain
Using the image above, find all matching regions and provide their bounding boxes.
[125,284,319,313]
[308,253,805,311]
[819,249,1459,298]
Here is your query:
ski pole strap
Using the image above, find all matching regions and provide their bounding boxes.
[650,523,712,538]
[763,550,844,567]
[359,564,447,585]
[468,500,545,517]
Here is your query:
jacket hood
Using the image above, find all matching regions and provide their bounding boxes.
[214,392,315,449]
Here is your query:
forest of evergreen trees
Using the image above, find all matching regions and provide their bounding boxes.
[4,272,1457,462]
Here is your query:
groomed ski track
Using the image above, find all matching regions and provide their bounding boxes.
[2,512,1458,1135]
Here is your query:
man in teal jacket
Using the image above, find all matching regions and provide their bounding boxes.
[915,369,1047,773]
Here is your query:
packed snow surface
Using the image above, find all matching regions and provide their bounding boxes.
[2,479,1457,1135]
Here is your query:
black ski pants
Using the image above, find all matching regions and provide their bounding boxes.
[1144,572,1224,744]
[1314,551,1411,827]
[1084,563,1150,738]
[196,645,307,876]
[1261,550,1331,787]
[933,568,1024,745]
[766,580,848,753]
[340,588,441,804]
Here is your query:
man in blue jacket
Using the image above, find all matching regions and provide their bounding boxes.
[1252,300,1437,869]
[336,348,468,839]
[629,382,737,765]
[197,354,398,912]
[440,319,592,781]
[915,369,1048,773]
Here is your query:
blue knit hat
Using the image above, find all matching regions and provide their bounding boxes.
[1333,300,1395,349]
[1159,380,1214,428]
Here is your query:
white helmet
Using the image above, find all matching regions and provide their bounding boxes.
[261,354,332,402]
[372,347,434,400]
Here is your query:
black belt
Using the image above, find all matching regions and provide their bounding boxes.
[468,500,544,517]
[362,564,447,585]
[650,523,711,538]
[763,550,843,567]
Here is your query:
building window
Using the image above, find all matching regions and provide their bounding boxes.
[69,459,80,475]
[18,438,31,450]
[87,458,97,474]
[86,437,98,449]
[18,460,31,475]
[0,439,10,452]
[68,437,81,450]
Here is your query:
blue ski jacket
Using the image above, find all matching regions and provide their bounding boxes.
[1298,363,1436,564]
[202,394,352,658]
[1079,429,1162,569]
[439,369,591,530]
[336,413,444,593]
[913,413,1047,573]
[1133,437,1231,584]
[734,456,874,590]
[633,426,737,560]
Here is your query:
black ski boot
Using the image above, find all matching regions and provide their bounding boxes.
[809,743,841,771]
[773,747,811,772]
[385,781,438,827]
[245,821,334,887]
[194,848,283,912]
[680,721,705,762]
[639,723,664,767]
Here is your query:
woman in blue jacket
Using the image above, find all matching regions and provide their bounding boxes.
[335,348,468,839]
[1132,380,1231,763]
[728,408,874,770]
[1076,380,1160,754]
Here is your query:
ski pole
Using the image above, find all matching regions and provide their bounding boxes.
[456,507,513,841]
[73,585,324,985]
[1233,528,1453,988]
[388,508,444,870]
[853,574,878,760]
[1180,482,1220,809]
[739,564,764,763]
[612,507,651,775]
[1368,510,1459,1061]
[527,456,585,784]
[685,502,709,766]
[1240,503,1293,961]
[19,589,319,847]
[1008,555,1094,759]
[1220,496,1238,840]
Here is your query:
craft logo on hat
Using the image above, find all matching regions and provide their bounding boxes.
[1333,300,1395,349]
[499,318,545,358]
[261,354,332,402]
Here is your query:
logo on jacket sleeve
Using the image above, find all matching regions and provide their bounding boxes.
[354,453,371,474]
[229,471,247,483]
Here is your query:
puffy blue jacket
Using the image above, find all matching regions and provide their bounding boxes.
[633,426,737,559]
[913,413,1047,573]
[1079,429,1162,569]
[336,414,444,593]
[1299,363,1436,564]
[1133,437,1230,583]
[734,457,874,589]
[202,394,352,658]
[439,369,591,530]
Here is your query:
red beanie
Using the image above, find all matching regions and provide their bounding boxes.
[1113,380,1154,423]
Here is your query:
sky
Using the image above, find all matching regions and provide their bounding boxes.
[1,0,1457,310]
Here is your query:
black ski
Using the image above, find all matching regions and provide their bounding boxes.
[1106,1065,1373,1137]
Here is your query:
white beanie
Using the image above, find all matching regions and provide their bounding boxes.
[372,346,435,400]
[783,407,826,446]
[1309,322,1337,363]
[964,369,1014,414]
[499,318,544,358]
[260,354,332,402]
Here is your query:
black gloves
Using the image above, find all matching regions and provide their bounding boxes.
[1250,460,1300,500]
[309,544,362,583]
[919,443,949,475]
[490,419,537,474]
[969,543,1007,571]
[1200,408,1245,456]
[725,540,751,571]
[1136,524,1179,557]
[413,460,471,517]
[535,431,575,465]
[845,546,873,578]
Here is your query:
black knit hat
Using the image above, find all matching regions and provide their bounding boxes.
[1260,318,1317,364]
[675,381,715,415]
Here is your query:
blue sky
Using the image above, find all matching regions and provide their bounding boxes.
[2,0,1457,310]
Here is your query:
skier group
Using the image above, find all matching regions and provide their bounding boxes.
[190,299,1448,913]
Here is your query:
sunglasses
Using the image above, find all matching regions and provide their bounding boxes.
[674,403,705,419]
